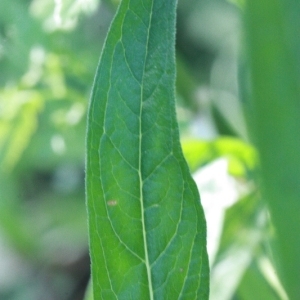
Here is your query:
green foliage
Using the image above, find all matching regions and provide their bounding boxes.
[182,137,257,176]
[246,0,300,298]
[0,0,103,298]
[85,0,209,298]
[84,280,94,300]
[1,0,299,299]
[0,89,42,172]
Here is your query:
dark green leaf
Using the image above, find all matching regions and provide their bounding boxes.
[86,0,209,298]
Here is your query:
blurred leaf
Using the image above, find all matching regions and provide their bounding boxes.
[210,193,267,300]
[0,88,43,172]
[0,174,38,256]
[0,0,44,82]
[0,0,110,298]
[182,137,257,176]
[211,105,239,137]
[83,279,93,300]
[237,260,283,300]
[246,0,300,298]
[182,139,212,171]
[193,157,252,266]
[86,0,209,298]
[19,99,86,171]
[176,54,199,112]
[227,0,245,10]
[30,0,100,31]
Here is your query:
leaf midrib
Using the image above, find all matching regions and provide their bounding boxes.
[138,1,154,299]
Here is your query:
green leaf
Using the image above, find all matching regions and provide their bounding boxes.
[210,193,266,300]
[237,261,282,300]
[0,88,43,172]
[83,279,94,300]
[182,137,257,176]
[86,0,209,299]
[246,0,300,298]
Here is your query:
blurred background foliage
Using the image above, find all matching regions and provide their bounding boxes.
[0,0,287,299]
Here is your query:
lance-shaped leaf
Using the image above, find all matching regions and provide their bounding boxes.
[85,0,209,298]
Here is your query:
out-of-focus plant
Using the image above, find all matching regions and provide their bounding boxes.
[246,0,300,298]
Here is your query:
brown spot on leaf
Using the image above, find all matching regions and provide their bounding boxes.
[107,200,118,206]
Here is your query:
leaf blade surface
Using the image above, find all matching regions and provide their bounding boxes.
[86,0,209,298]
